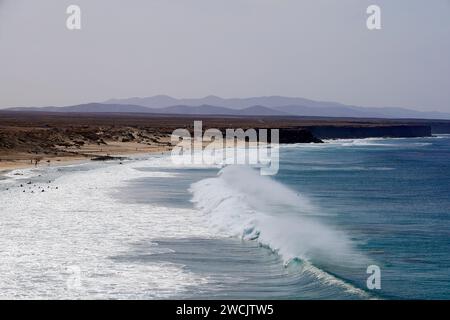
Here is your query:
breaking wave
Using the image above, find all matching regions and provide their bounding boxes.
[189,165,370,297]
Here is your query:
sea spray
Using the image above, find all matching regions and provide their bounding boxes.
[189,165,367,267]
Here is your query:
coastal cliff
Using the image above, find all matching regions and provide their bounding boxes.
[275,125,432,143]
[308,125,432,139]
[278,128,323,143]
[0,111,438,170]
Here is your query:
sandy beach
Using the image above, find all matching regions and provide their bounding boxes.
[2,110,447,175]
[0,141,173,174]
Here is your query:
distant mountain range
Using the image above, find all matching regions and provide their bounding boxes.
[5,95,450,120]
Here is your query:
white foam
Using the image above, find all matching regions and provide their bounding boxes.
[190,166,367,265]
[189,165,371,296]
[0,158,214,299]
[322,137,432,148]
[0,167,42,183]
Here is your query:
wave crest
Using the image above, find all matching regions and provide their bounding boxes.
[189,165,366,267]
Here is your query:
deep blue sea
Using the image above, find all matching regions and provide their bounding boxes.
[1,135,449,299]
[275,136,450,299]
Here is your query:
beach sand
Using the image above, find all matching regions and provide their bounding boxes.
[0,140,173,174]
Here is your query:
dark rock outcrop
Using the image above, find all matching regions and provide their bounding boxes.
[213,128,323,144]
[278,128,323,143]
[429,122,450,134]
[308,125,431,139]
[90,155,127,161]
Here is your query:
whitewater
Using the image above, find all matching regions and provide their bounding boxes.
[0,151,370,299]
[1,136,448,299]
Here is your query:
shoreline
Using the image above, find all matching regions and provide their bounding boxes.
[2,134,443,177]
[1,112,444,177]
[0,141,173,176]
[1,134,438,174]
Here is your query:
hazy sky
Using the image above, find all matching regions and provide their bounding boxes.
[1,0,449,111]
